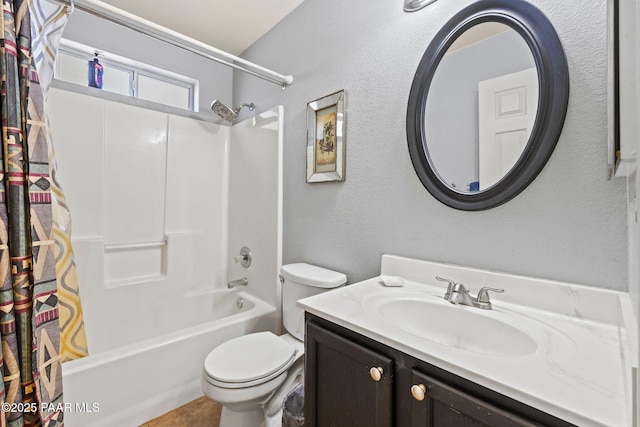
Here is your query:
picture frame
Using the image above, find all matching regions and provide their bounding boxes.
[306,90,346,183]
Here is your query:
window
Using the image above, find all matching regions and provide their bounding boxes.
[137,74,192,108]
[55,39,199,111]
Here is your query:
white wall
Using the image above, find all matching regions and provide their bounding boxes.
[47,88,229,352]
[235,0,628,290]
[227,107,284,311]
[47,86,284,353]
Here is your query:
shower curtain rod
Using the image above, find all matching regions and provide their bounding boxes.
[51,0,294,87]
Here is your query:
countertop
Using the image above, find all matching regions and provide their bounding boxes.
[298,255,637,427]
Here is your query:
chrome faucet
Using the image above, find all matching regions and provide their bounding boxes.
[228,277,248,288]
[436,276,504,310]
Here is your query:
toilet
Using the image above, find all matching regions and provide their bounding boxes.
[202,263,347,427]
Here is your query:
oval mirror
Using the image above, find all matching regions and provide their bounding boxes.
[407,0,569,210]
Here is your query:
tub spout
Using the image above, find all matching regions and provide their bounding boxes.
[228,277,248,288]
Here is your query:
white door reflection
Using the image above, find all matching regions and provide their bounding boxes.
[478,67,538,190]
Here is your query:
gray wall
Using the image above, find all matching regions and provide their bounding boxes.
[235,0,628,290]
[61,10,233,115]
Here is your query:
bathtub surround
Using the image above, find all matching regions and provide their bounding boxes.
[228,110,284,310]
[47,87,284,424]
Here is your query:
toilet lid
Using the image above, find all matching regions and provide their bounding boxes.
[204,332,297,385]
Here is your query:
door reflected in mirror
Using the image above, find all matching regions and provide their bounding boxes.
[424,22,538,194]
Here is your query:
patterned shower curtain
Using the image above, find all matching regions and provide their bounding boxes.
[0,0,88,425]
[29,0,88,364]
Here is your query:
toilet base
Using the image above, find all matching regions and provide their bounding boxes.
[219,406,283,427]
[203,372,286,427]
[203,333,306,427]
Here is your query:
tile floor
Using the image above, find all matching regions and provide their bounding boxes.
[139,396,222,427]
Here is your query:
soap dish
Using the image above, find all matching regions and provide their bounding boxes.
[380,275,405,287]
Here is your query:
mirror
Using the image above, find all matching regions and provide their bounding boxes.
[407,0,569,210]
[425,23,538,193]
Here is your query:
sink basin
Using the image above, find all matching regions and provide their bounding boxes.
[376,297,537,356]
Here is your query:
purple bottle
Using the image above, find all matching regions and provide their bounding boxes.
[88,55,103,89]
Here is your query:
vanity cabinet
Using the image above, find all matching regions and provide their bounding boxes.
[305,314,575,427]
[305,321,393,427]
[410,370,537,426]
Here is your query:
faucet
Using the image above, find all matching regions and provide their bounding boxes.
[228,277,248,288]
[436,276,504,310]
[234,246,252,268]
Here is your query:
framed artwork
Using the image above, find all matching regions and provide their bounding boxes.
[306,90,346,182]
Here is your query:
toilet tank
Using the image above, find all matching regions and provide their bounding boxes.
[280,263,346,341]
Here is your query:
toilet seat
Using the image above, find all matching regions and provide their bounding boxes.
[204,332,298,389]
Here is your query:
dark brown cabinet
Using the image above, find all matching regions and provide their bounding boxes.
[305,313,575,427]
[305,321,393,427]
[410,370,538,426]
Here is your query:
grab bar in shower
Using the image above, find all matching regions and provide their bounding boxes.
[104,240,167,251]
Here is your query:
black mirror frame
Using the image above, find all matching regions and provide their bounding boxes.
[406,0,569,211]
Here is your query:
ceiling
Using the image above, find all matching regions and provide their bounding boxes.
[97,0,306,56]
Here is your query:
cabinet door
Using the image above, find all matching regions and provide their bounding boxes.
[410,369,541,427]
[306,322,393,427]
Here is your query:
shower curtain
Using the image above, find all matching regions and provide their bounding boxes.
[29,0,88,364]
[0,0,88,425]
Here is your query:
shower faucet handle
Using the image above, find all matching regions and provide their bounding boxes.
[234,246,252,268]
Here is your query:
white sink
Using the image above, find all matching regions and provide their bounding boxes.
[297,255,633,427]
[375,296,537,356]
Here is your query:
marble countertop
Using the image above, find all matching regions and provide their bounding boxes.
[298,255,636,427]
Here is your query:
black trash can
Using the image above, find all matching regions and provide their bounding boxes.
[282,383,304,427]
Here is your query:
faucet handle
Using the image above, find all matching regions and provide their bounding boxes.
[234,246,252,268]
[436,276,456,299]
[475,287,504,309]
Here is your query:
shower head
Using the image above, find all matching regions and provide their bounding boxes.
[211,100,255,122]
[211,100,237,122]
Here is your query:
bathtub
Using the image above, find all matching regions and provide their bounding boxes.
[61,289,276,427]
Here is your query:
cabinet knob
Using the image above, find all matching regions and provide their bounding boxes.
[369,367,384,381]
[411,384,427,401]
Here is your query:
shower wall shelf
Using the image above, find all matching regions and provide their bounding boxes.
[104,240,167,251]
[52,0,294,87]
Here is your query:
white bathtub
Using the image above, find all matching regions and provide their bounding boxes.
[62,289,276,427]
